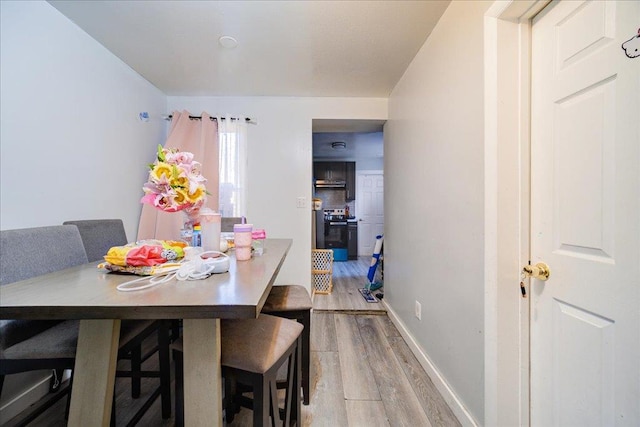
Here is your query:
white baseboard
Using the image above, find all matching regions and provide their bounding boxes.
[382,300,479,427]
[0,375,51,423]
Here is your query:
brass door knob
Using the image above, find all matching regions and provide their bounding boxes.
[522,262,550,281]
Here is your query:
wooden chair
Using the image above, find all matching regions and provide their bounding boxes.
[172,314,303,426]
[261,285,312,405]
[0,225,171,425]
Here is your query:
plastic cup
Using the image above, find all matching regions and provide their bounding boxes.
[234,223,253,261]
[199,208,221,252]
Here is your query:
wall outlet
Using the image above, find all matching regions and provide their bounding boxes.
[296,197,306,208]
[415,301,422,320]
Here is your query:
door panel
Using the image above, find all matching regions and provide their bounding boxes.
[552,300,615,426]
[556,0,614,69]
[357,174,384,256]
[554,76,615,261]
[530,1,639,425]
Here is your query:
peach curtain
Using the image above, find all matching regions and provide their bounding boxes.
[137,110,219,240]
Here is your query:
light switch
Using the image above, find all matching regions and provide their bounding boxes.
[296,197,306,208]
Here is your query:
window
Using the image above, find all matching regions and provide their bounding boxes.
[217,118,247,217]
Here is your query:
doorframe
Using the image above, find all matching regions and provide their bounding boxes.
[483,1,550,426]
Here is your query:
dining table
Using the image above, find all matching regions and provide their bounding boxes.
[0,238,292,426]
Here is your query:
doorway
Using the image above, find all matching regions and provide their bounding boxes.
[311,119,386,312]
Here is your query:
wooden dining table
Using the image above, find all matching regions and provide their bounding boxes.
[0,238,292,426]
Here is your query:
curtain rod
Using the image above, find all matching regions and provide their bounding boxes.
[164,115,256,125]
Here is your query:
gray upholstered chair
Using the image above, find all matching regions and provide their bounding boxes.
[0,225,171,425]
[62,219,128,262]
[172,314,303,426]
[62,219,172,420]
[0,225,86,424]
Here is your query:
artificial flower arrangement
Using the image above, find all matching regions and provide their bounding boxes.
[140,145,207,214]
[99,147,207,277]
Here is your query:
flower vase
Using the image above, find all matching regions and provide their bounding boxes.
[180,207,201,244]
[183,207,201,228]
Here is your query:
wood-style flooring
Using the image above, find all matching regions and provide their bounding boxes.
[312,257,386,313]
[5,259,460,426]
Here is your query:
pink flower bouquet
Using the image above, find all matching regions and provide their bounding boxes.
[140,145,207,213]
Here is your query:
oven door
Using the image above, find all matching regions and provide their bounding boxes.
[324,221,348,249]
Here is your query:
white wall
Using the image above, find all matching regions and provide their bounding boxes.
[167,97,387,290]
[0,1,167,241]
[385,1,492,423]
[0,1,166,419]
[355,157,384,170]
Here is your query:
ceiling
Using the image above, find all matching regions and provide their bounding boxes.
[312,119,384,159]
[312,131,383,160]
[48,0,450,98]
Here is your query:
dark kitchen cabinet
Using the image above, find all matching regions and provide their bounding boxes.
[313,162,345,181]
[348,222,358,260]
[314,161,356,200]
[345,161,356,201]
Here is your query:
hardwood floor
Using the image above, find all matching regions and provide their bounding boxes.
[312,257,386,313]
[310,313,461,426]
[6,259,460,426]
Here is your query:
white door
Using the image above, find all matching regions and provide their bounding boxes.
[530,1,639,425]
[357,173,384,256]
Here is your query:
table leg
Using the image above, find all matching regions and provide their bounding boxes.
[182,318,222,427]
[68,319,121,427]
